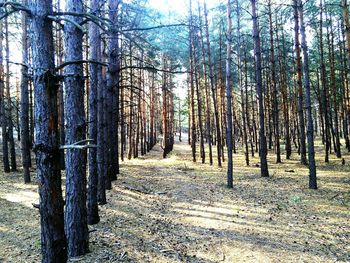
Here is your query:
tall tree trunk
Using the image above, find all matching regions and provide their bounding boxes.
[193,33,205,163]
[0,21,10,173]
[87,0,101,225]
[226,0,233,188]
[97,37,106,204]
[204,2,222,167]
[298,0,317,189]
[327,12,341,158]
[293,0,307,165]
[268,1,281,163]
[5,17,16,171]
[107,0,120,177]
[251,0,269,177]
[277,22,291,159]
[320,0,330,162]
[236,0,249,166]
[20,0,31,183]
[198,4,213,165]
[64,0,89,256]
[29,0,67,261]
[56,0,65,170]
[128,43,134,160]
[189,0,196,162]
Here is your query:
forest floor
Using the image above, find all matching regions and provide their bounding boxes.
[0,135,350,263]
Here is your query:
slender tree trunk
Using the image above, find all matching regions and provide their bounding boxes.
[20,0,31,183]
[198,4,213,165]
[268,1,281,163]
[326,12,341,158]
[293,1,307,165]
[193,33,205,163]
[162,59,169,158]
[64,0,89,256]
[56,0,65,170]
[87,0,101,225]
[320,0,330,162]
[0,21,10,173]
[251,0,269,177]
[5,17,16,171]
[236,0,249,166]
[97,37,106,204]
[189,0,196,162]
[226,0,233,188]
[128,44,134,160]
[107,0,120,177]
[30,0,67,261]
[204,2,222,167]
[298,0,317,189]
[277,23,291,159]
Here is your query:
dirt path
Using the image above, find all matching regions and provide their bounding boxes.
[0,137,349,262]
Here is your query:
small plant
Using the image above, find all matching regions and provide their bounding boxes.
[290,195,303,203]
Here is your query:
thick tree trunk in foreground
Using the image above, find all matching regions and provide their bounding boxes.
[29,0,67,261]
[251,0,269,177]
[64,0,89,257]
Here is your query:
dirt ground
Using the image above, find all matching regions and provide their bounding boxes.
[0,136,349,262]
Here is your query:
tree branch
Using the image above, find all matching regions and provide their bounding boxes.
[122,23,188,32]
[120,65,189,74]
[0,1,31,15]
[55,60,107,72]
[48,15,86,32]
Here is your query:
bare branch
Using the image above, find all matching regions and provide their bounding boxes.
[55,59,107,71]
[48,15,86,32]
[122,23,189,32]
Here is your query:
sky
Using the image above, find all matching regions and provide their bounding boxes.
[148,0,222,18]
[147,0,223,99]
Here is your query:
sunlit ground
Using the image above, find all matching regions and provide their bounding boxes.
[0,135,349,262]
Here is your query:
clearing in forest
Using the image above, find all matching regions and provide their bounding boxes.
[0,136,349,262]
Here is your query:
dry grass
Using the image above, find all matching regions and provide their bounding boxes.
[0,135,349,262]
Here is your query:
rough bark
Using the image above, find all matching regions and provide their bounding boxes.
[87,0,100,225]
[64,0,89,256]
[107,0,120,178]
[29,0,67,261]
